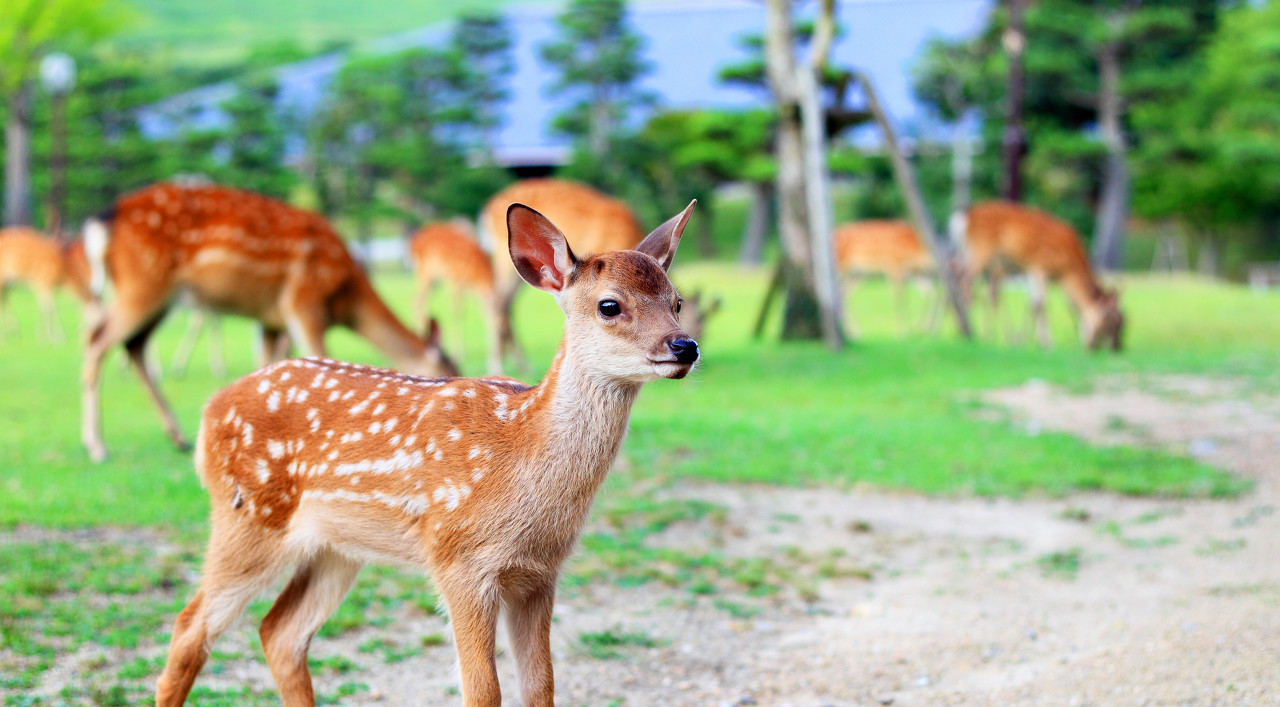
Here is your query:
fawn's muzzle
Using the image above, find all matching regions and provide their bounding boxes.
[667,338,699,364]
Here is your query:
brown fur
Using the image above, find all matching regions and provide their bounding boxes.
[0,227,96,342]
[80,183,459,463]
[409,221,500,372]
[834,220,938,335]
[479,179,645,369]
[155,200,699,707]
[960,201,1124,350]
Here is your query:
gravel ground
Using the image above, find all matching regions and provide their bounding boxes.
[17,375,1279,706]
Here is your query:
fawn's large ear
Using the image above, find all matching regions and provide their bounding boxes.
[636,199,696,272]
[508,203,578,293]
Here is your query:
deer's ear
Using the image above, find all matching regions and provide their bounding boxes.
[508,204,577,293]
[636,199,696,272]
[424,317,441,346]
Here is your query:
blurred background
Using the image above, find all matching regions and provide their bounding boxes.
[2,1,1280,706]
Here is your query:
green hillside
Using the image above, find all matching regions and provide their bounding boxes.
[111,0,535,67]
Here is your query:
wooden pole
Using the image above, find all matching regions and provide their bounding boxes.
[858,72,972,339]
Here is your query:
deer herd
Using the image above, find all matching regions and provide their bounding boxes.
[1,175,1124,706]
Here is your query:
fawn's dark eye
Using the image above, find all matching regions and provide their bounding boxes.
[675,298,683,314]
[598,300,621,318]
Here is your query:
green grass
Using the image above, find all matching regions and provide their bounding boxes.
[0,265,1275,701]
[577,627,663,660]
[1,268,1270,530]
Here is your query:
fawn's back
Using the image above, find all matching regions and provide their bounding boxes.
[410,223,494,293]
[0,228,71,291]
[834,220,933,275]
[964,201,1092,280]
[482,179,643,283]
[104,184,357,322]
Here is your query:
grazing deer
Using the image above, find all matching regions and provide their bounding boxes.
[155,200,700,707]
[0,227,96,342]
[833,219,939,336]
[480,178,645,370]
[81,183,459,462]
[409,220,499,373]
[957,200,1124,350]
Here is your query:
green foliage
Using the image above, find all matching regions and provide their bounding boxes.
[539,0,653,146]
[910,0,1225,253]
[1132,0,1280,245]
[306,15,515,229]
[0,0,127,97]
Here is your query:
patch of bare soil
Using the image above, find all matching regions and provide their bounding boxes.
[24,375,1278,706]
[326,374,1276,706]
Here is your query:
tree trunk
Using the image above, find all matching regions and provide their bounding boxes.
[4,85,33,227]
[798,66,844,348]
[950,119,973,219]
[1092,42,1129,272]
[739,182,772,264]
[1001,0,1027,202]
[860,73,972,339]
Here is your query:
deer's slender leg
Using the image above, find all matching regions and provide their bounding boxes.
[170,307,204,378]
[261,327,290,368]
[439,572,501,707]
[891,271,909,337]
[82,298,170,461]
[842,273,862,340]
[505,579,557,707]
[1028,272,1052,348]
[123,310,190,452]
[259,548,362,707]
[37,287,64,344]
[157,514,290,707]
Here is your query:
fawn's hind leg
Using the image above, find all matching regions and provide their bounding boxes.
[258,548,362,707]
[156,515,291,706]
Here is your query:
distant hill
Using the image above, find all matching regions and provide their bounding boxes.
[112,0,535,67]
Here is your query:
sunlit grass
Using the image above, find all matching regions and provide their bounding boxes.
[1,268,1271,531]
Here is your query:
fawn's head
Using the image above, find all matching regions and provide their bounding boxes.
[508,201,699,383]
[1083,287,1124,352]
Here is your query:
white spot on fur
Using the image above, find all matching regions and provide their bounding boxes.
[257,379,271,394]
[368,421,382,434]
[448,429,461,442]
[256,459,270,483]
[373,403,386,416]
[463,388,477,398]
[268,440,285,459]
[267,391,281,412]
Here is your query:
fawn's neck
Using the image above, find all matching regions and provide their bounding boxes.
[516,339,641,498]
[1060,266,1105,315]
[347,277,426,367]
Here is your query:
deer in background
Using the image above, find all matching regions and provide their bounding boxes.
[154,200,700,707]
[956,200,1124,350]
[81,183,459,462]
[678,290,721,343]
[409,220,499,374]
[480,178,645,370]
[0,227,97,343]
[834,219,939,336]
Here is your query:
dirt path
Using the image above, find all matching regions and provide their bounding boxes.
[13,376,1278,705]
[323,375,1277,706]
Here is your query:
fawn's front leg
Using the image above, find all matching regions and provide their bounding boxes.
[506,580,556,707]
[440,572,502,707]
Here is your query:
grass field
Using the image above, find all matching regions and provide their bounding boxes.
[1,267,1276,702]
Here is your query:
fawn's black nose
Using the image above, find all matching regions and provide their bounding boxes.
[667,338,699,364]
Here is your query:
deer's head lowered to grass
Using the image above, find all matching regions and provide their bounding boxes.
[156,200,698,707]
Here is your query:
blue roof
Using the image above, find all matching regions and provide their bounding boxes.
[141,0,991,164]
